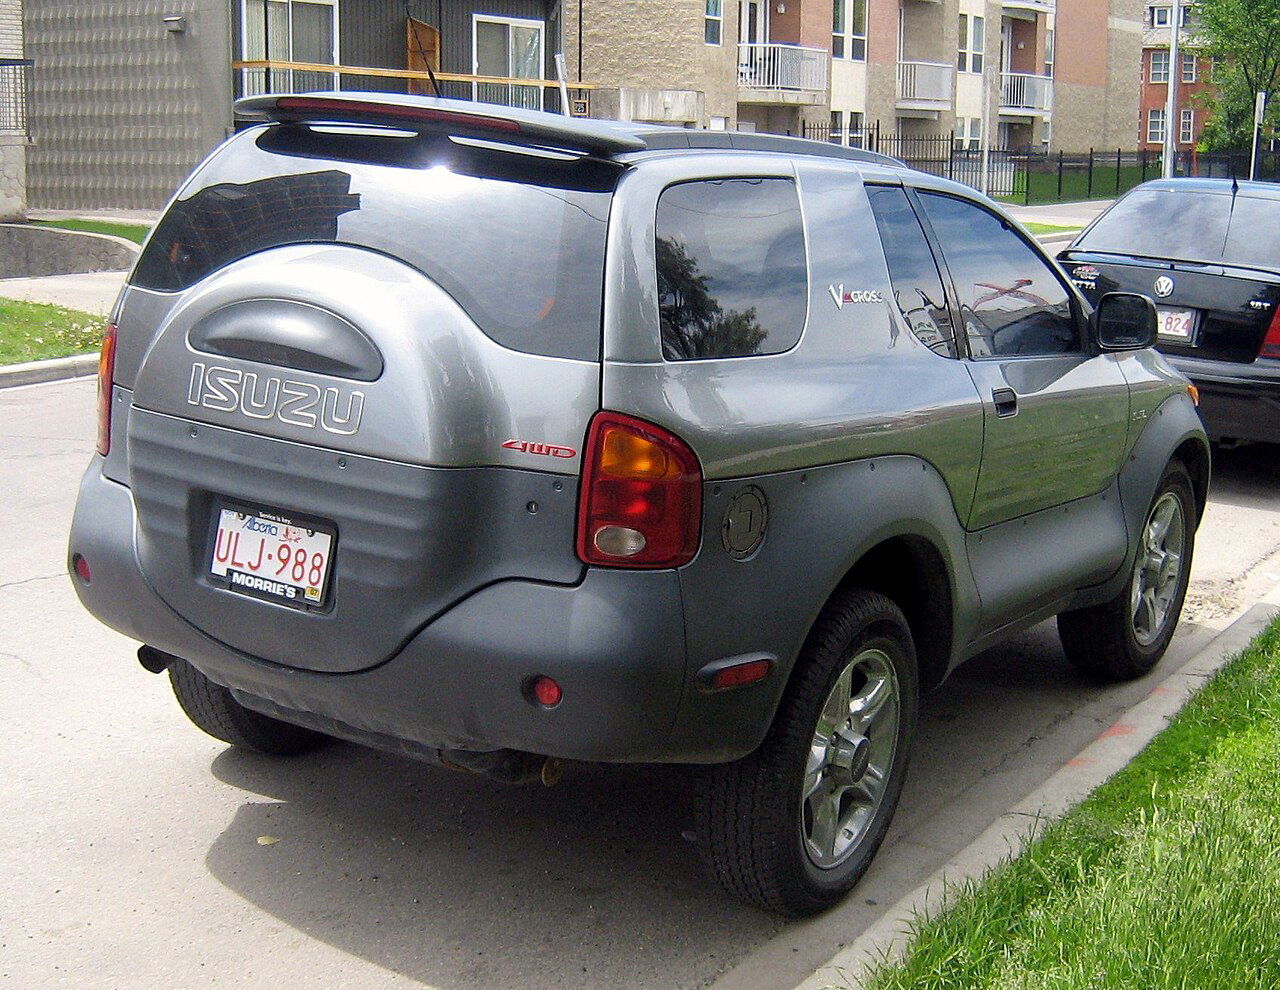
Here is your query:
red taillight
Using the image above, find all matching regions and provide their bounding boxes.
[1260,306,1280,359]
[96,323,117,457]
[576,412,702,569]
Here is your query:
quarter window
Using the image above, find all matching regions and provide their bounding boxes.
[866,186,955,358]
[919,193,1078,358]
[656,178,807,361]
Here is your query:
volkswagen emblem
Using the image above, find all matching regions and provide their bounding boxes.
[1154,276,1175,298]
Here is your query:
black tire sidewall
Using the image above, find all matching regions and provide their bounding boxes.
[1123,464,1196,670]
[775,598,919,912]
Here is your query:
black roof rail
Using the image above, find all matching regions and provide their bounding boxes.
[234,92,907,169]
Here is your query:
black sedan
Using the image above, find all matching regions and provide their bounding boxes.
[1059,178,1280,445]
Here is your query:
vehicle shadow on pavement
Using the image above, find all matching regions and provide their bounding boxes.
[200,612,1215,990]
[206,746,783,990]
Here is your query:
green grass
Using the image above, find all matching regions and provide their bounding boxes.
[864,617,1280,990]
[1023,222,1082,236]
[0,298,105,365]
[31,218,151,244]
[1023,164,1153,206]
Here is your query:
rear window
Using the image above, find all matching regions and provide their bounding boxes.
[1075,187,1280,271]
[656,177,808,361]
[133,126,618,362]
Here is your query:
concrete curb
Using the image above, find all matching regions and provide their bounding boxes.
[795,596,1280,990]
[0,353,98,389]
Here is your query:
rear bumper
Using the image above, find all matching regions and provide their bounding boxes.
[68,461,778,764]
[1166,354,1280,444]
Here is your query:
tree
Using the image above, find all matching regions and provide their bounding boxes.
[1194,0,1280,149]
[656,238,767,360]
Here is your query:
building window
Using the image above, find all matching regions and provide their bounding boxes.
[1181,107,1195,143]
[1044,29,1054,77]
[954,117,981,151]
[1149,50,1170,84]
[829,110,866,147]
[834,0,868,61]
[705,0,723,46]
[240,0,340,97]
[1148,108,1167,144]
[958,14,985,74]
[1182,52,1197,82]
[473,15,545,109]
[1150,5,1188,28]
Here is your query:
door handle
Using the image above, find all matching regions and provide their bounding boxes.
[993,388,1018,418]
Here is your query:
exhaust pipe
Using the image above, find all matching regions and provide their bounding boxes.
[137,645,174,674]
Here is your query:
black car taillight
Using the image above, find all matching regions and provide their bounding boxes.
[96,323,118,457]
[575,411,702,569]
[1260,306,1280,359]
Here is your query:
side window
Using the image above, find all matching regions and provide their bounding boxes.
[865,185,956,357]
[918,192,1079,358]
[656,178,807,361]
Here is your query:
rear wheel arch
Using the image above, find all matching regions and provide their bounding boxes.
[825,534,955,691]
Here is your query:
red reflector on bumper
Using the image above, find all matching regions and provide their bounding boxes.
[701,656,773,692]
[531,675,562,707]
[72,553,91,584]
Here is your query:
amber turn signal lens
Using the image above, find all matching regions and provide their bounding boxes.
[1187,383,1199,407]
[96,323,118,457]
[600,428,672,480]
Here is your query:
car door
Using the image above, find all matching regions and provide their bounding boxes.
[914,190,1130,530]
[912,189,1131,635]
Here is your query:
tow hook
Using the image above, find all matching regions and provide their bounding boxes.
[137,646,173,674]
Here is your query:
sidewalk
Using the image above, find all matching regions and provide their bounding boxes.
[0,271,127,315]
[1006,199,1113,228]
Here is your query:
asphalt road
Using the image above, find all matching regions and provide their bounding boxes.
[5,378,1280,990]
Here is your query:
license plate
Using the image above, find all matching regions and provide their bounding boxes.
[209,506,335,608]
[1156,307,1196,343]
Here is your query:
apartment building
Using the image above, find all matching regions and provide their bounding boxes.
[0,0,26,219]
[20,0,1142,210]
[1138,2,1217,152]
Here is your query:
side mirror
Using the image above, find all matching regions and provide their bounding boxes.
[1093,292,1157,351]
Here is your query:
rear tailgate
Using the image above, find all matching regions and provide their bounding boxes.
[1060,251,1280,363]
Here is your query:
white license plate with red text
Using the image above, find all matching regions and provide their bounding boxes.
[210,507,334,607]
[1156,307,1196,343]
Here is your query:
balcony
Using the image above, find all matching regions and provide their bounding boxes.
[896,61,954,112]
[737,43,828,104]
[1000,71,1054,116]
[1002,0,1054,13]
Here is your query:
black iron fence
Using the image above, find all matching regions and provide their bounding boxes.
[800,121,1280,204]
[0,58,31,135]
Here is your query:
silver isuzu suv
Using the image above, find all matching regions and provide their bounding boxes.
[69,94,1209,916]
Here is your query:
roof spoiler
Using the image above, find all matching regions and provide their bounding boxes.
[234,93,649,156]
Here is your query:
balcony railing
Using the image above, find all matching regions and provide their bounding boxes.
[1002,0,1054,13]
[737,43,828,97]
[896,61,954,109]
[0,58,32,134]
[1000,71,1054,114]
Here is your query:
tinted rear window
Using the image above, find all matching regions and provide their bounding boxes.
[1221,197,1280,270]
[656,177,807,361]
[1077,189,1231,263]
[133,126,618,362]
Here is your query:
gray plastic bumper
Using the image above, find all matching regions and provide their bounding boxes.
[67,460,766,763]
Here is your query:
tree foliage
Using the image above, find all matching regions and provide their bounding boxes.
[1194,0,1280,149]
[656,237,767,360]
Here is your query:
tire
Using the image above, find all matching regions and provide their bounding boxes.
[695,588,919,916]
[1058,461,1196,682]
[168,659,329,756]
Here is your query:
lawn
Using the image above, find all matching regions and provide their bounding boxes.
[31,218,151,245]
[864,617,1280,990]
[1023,222,1082,236]
[0,298,105,365]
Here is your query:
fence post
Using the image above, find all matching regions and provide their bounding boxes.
[1057,151,1064,201]
[1116,149,1123,194]
[1087,149,1095,198]
[948,132,956,182]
